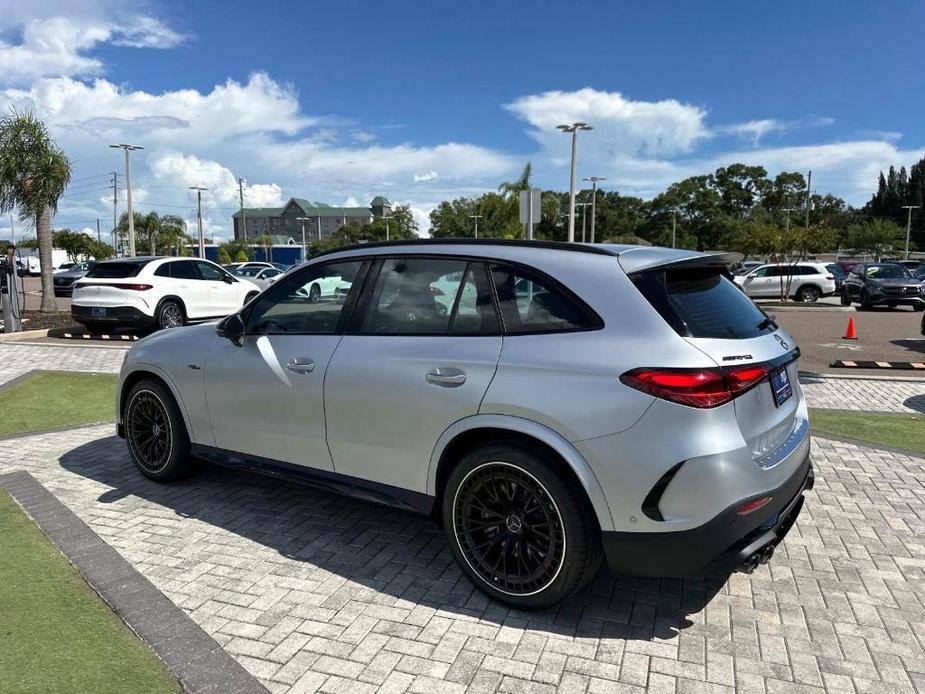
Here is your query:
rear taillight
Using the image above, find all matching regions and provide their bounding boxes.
[825,275,835,280]
[620,365,769,408]
[77,282,152,291]
[737,496,772,515]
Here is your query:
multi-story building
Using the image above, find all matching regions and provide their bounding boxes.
[232,196,392,242]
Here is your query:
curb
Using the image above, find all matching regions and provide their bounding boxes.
[0,328,50,342]
[0,471,269,694]
[829,360,925,371]
[55,331,140,342]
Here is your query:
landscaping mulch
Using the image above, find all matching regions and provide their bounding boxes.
[1,310,79,333]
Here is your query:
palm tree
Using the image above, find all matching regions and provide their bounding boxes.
[118,211,188,255]
[0,109,71,312]
[255,234,273,262]
[498,163,532,201]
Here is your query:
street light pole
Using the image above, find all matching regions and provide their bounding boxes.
[469,214,482,239]
[583,176,605,244]
[577,202,590,243]
[317,216,322,241]
[189,186,208,259]
[296,216,308,263]
[383,214,391,241]
[109,144,143,256]
[557,122,593,242]
[902,205,921,259]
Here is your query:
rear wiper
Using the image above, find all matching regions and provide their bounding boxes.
[757,314,776,331]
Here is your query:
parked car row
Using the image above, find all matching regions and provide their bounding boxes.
[733,262,836,302]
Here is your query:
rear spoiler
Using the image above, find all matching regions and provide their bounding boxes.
[615,248,744,275]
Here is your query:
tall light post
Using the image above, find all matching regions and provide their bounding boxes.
[382,214,392,241]
[557,122,592,242]
[902,205,921,259]
[109,144,143,256]
[469,214,482,239]
[577,202,591,243]
[316,216,322,241]
[296,216,309,263]
[189,186,208,259]
[583,176,605,243]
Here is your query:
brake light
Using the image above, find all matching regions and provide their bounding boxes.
[77,282,152,291]
[620,364,770,408]
[736,496,772,515]
[825,275,834,280]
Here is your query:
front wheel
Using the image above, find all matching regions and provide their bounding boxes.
[914,302,925,312]
[244,291,259,306]
[859,290,873,311]
[443,443,601,609]
[308,283,321,303]
[124,379,193,482]
[840,289,851,306]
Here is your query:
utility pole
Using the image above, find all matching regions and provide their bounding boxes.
[469,214,482,239]
[110,144,143,256]
[189,186,208,259]
[296,216,308,263]
[111,171,118,253]
[237,177,247,246]
[804,170,812,230]
[583,176,605,243]
[9,213,14,245]
[96,219,101,244]
[577,202,590,243]
[317,216,322,241]
[671,210,677,248]
[902,205,921,259]
[557,122,593,242]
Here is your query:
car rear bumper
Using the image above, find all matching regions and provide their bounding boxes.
[71,304,156,327]
[601,450,813,577]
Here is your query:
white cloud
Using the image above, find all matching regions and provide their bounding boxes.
[0,13,184,83]
[149,152,284,209]
[718,116,835,146]
[413,171,438,182]
[505,87,710,158]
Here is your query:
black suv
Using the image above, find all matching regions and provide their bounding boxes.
[841,262,925,310]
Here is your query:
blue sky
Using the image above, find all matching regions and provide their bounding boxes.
[1,0,923,239]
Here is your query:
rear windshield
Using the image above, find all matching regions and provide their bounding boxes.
[632,268,774,339]
[85,261,149,279]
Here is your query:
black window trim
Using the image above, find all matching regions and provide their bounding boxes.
[343,253,603,337]
[242,258,371,337]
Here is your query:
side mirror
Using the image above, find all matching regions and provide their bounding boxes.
[217,313,246,346]
[222,273,235,283]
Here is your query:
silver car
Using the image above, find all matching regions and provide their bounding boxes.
[116,240,813,609]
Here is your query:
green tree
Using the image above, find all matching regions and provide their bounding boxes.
[51,228,91,262]
[85,239,114,260]
[0,109,72,311]
[498,163,532,201]
[234,249,248,263]
[847,219,905,260]
[429,197,479,237]
[117,211,188,256]
[367,204,419,241]
[217,246,232,265]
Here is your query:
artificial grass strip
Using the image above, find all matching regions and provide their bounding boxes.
[810,407,925,455]
[0,490,180,693]
[0,371,117,437]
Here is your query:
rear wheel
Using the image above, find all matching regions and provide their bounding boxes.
[443,443,601,609]
[797,285,820,303]
[244,291,259,305]
[308,283,321,303]
[156,300,184,330]
[840,289,851,306]
[859,290,873,311]
[124,379,193,482]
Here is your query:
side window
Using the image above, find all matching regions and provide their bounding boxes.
[753,267,770,278]
[450,263,498,335]
[170,261,199,280]
[490,263,597,334]
[362,257,481,335]
[247,260,363,335]
[196,261,225,281]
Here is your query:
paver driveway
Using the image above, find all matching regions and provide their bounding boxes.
[1,342,924,692]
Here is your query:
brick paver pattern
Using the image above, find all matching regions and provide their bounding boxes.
[1,343,924,693]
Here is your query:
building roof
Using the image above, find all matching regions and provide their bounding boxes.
[370,196,392,207]
[287,198,372,218]
[232,207,282,218]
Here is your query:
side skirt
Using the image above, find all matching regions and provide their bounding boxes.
[190,443,435,515]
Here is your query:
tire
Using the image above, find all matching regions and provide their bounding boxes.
[797,285,820,303]
[442,442,601,609]
[244,291,259,306]
[840,289,851,307]
[886,302,898,309]
[155,299,185,330]
[124,379,193,482]
[914,302,925,312]
[859,290,872,311]
[83,322,108,335]
[308,283,321,303]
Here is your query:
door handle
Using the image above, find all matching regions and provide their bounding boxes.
[425,367,466,387]
[286,357,315,374]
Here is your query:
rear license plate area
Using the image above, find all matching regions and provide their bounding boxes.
[769,366,792,407]
[91,307,107,318]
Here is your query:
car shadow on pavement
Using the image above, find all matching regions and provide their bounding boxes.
[59,435,728,641]
[891,338,925,355]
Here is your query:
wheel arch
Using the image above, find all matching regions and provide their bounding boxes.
[154,294,187,320]
[118,366,194,440]
[428,415,615,532]
[794,283,822,298]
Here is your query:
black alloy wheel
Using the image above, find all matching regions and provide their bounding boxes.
[126,389,173,475]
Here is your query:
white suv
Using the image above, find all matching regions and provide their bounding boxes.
[734,262,836,302]
[72,257,260,333]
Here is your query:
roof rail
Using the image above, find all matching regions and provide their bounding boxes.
[312,238,619,259]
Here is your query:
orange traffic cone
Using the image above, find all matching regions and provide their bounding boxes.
[843,317,858,340]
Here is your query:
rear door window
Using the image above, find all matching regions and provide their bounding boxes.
[171,261,199,280]
[633,269,774,339]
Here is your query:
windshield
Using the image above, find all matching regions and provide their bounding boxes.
[866,264,913,279]
[826,264,846,278]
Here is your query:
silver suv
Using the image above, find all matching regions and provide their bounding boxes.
[116,240,813,609]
